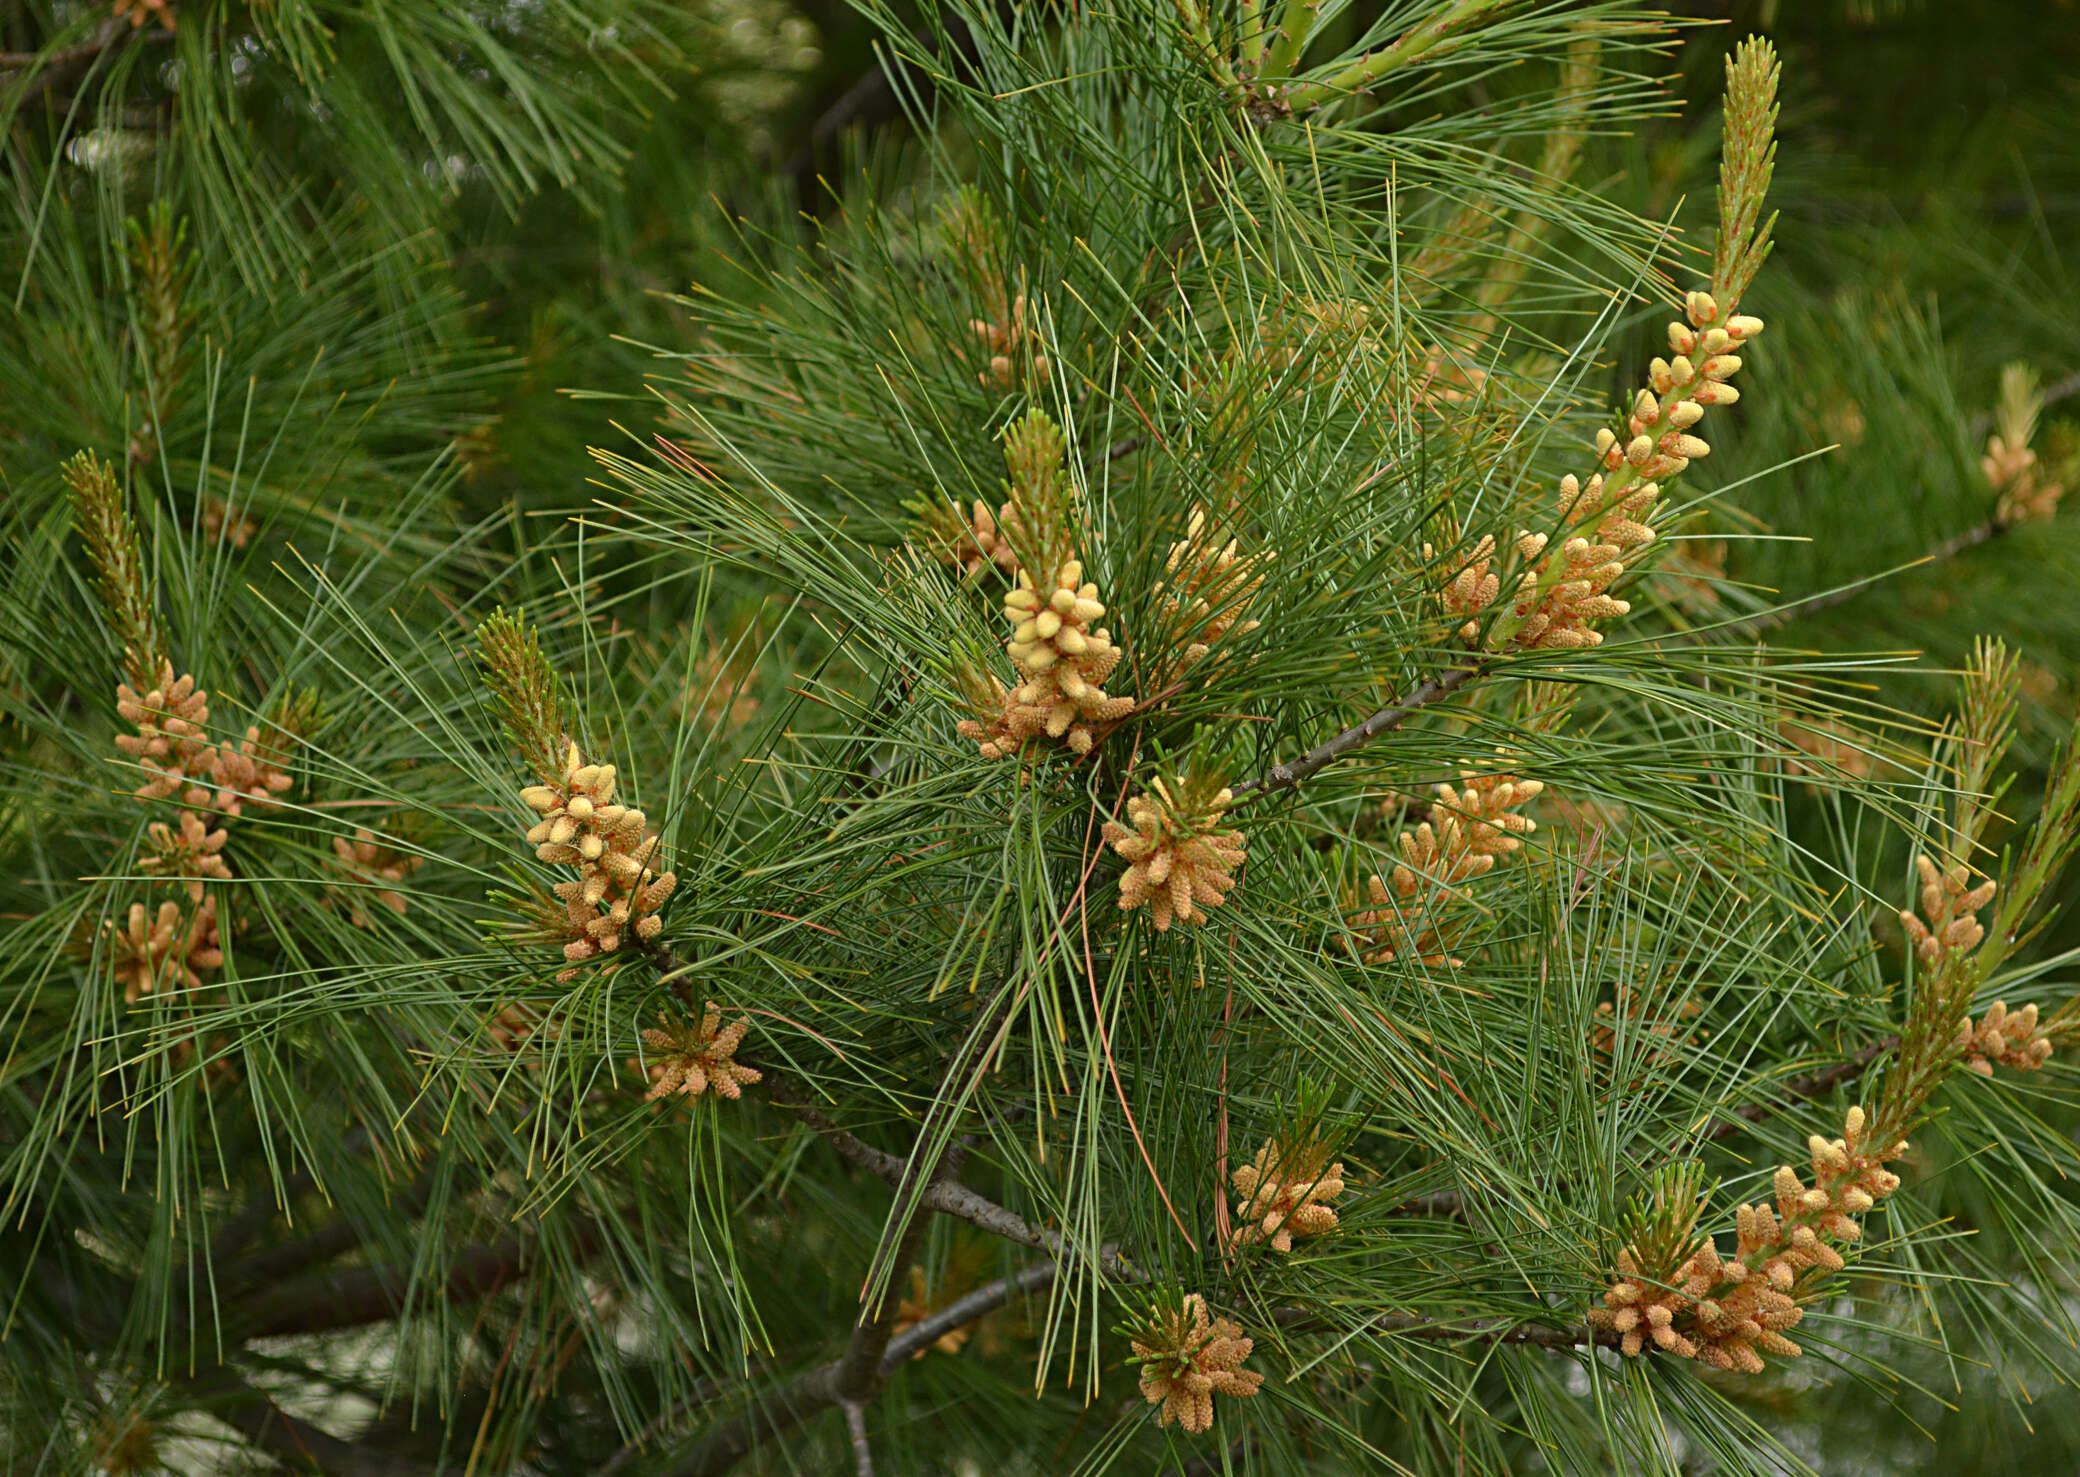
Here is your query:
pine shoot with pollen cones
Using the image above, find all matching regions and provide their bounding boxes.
[1589,1107,1905,1373]
[478,612,678,975]
[1344,770,1542,966]
[955,411,1135,758]
[1440,38,1777,654]
[1103,771,1247,931]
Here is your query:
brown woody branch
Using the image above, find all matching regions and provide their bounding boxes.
[1230,659,1487,801]
[644,943,1139,1282]
[1,19,174,106]
[664,1141,966,1476]
[879,1258,1067,1367]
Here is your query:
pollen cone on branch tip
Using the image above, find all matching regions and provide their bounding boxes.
[1898,852,1995,972]
[1001,559,1134,755]
[140,810,231,901]
[1954,1000,2054,1076]
[518,742,679,970]
[1102,774,1245,931]
[114,663,212,802]
[1129,1294,1263,1433]
[1344,772,1542,966]
[1590,1105,1906,1374]
[106,896,222,1004]
[634,1003,762,1102]
[1231,1136,1345,1252]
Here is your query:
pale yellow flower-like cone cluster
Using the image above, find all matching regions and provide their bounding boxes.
[1231,1137,1345,1252]
[634,1002,763,1102]
[520,743,679,970]
[1440,293,1761,650]
[1898,853,1996,972]
[1589,1106,1904,1373]
[1984,363,2065,527]
[106,897,222,1004]
[207,725,298,817]
[1954,1000,2054,1076]
[139,810,231,901]
[331,829,422,926]
[1152,508,1269,672]
[1102,775,1246,931]
[107,664,304,1009]
[114,663,295,815]
[995,560,1135,754]
[971,292,1048,390]
[1130,1294,1264,1433]
[1344,772,1541,966]
[952,412,1137,760]
[941,191,1048,390]
[952,665,1026,761]
[115,665,213,801]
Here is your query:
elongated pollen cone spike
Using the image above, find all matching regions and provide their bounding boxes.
[1153,508,1271,671]
[516,742,677,975]
[1344,771,1542,966]
[1590,1105,1905,1373]
[996,561,1132,755]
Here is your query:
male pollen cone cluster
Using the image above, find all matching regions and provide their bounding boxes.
[1231,1136,1345,1251]
[1130,1294,1263,1433]
[1000,559,1135,753]
[954,412,1136,758]
[634,1002,762,1102]
[1153,507,1268,672]
[1898,853,1996,972]
[1103,774,1246,930]
[1590,1106,1904,1373]
[1345,772,1541,966]
[520,743,678,970]
[1440,292,1761,650]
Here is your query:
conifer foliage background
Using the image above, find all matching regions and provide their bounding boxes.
[2,1,2078,1474]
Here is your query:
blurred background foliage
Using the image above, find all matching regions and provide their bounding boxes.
[2,0,2076,1471]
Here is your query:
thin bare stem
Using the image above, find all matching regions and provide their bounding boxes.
[1230,659,1485,801]
[841,1401,874,1477]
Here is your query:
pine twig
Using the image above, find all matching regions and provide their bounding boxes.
[879,1258,1067,1367]
[1271,1306,1617,1350]
[1230,659,1486,801]
[233,1222,600,1339]
[667,1139,965,1476]
[841,1401,875,1477]
[2,19,176,106]
[646,939,1141,1282]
